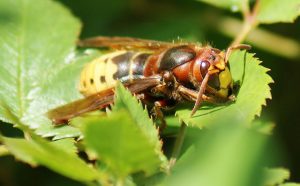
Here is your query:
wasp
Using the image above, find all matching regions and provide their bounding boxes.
[48,36,250,125]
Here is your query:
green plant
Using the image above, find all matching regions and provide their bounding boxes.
[0,0,299,185]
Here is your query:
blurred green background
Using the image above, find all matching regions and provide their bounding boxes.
[0,0,299,185]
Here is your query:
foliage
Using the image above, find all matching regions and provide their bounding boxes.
[199,0,300,24]
[1,136,101,182]
[0,0,299,186]
[71,83,167,183]
[263,168,290,186]
[163,125,268,186]
[77,110,161,183]
[256,0,300,24]
[0,0,88,139]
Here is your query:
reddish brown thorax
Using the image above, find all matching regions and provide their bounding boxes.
[172,46,224,87]
[144,54,160,77]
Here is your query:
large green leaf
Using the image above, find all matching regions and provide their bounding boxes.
[162,125,268,186]
[0,104,107,184]
[33,52,100,139]
[176,51,273,127]
[78,110,162,179]
[256,0,300,24]
[0,0,90,139]
[1,135,101,182]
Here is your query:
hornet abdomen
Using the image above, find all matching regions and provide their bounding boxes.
[79,51,151,96]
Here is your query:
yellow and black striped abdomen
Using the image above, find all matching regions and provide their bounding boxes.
[79,51,151,96]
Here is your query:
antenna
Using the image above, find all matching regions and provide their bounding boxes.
[224,44,251,64]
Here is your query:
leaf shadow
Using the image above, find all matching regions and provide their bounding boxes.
[192,105,228,118]
[0,10,18,26]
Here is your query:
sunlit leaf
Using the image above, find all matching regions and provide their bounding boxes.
[280,183,300,186]
[51,138,77,155]
[0,0,99,139]
[34,52,100,140]
[263,168,290,186]
[176,51,273,127]
[256,0,300,24]
[78,110,162,178]
[112,83,167,167]
[1,135,101,182]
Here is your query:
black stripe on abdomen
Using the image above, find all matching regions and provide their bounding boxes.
[112,52,151,81]
[132,53,151,75]
[112,52,134,80]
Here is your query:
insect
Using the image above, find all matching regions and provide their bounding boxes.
[47,36,250,125]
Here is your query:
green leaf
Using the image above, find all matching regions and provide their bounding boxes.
[198,0,249,13]
[0,0,88,139]
[256,0,300,24]
[263,168,290,186]
[252,120,275,135]
[78,110,162,178]
[34,52,100,140]
[51,138,78,155]
[163,125,269,186]
[1,135,101,182]
[112,83,167,166]
[176,51,273,127]
[280,183,300,186]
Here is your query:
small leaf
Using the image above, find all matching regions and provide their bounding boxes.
[256,0,300,24]
[79,110,162,178]
[0,0,92,139]
[263,168,290,186]
[1,135,101,182]
[176,51,273,127]
[198,0,249,13]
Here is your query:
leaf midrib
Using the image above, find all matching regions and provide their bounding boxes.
[16,0,27,118]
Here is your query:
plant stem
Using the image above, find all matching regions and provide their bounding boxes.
[241,0,250,19]
[168,122,187,170]
[231,22,252,46]
[217,17,300,59]
[231,0,261,46]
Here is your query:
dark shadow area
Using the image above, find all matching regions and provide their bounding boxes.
[0,156,84,186]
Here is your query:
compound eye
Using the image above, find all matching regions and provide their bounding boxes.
[200,60,210,77]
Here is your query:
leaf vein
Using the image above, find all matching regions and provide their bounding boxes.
[16,0,27,118]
